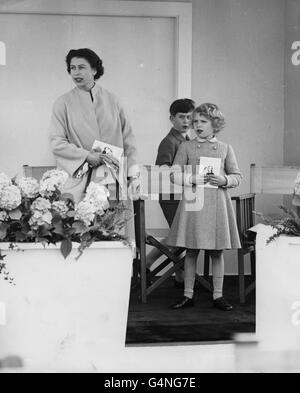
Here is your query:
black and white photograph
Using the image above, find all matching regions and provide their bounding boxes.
[0,0,300,375]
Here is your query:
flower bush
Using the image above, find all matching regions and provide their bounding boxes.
[292,173,300,207]
[0,169,130,281]
[255,206,300,244]
[255,175,300,244]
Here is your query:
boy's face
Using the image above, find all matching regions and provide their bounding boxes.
[170,112,193,133]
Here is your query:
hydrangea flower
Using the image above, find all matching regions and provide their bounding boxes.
[29,197,53,228]
[75,200,96,227]
[39,169,68,198]
[85,182,110,215]
[0,211,9,222]
[0,170,127,263]
[85,182,110,200]
[0,173,12,194]
[0,185,22,211]
[29,210,53,229]
[18,177,40,199]
[31,197,52,212]
[41,169,68,183]
[52,200,69,219]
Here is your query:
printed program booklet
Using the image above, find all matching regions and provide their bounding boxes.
[198,156,222,188]
[92,140,124,184]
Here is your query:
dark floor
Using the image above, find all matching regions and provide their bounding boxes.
[126,276,255,345]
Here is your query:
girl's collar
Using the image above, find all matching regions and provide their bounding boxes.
[196,135,217,143]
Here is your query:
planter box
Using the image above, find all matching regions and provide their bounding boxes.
[255,224,300,351]
[0,241,133,371]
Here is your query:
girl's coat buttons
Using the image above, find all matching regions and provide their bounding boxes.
[197,143,217,150]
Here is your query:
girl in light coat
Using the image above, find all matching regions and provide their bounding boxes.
[168,103,241,311]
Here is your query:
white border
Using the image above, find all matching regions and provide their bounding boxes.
[0,0,192,97]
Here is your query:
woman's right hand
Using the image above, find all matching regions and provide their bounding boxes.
[86,152,104,168]
[98,153,119,169]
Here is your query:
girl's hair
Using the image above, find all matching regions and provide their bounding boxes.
[194,103,225,133]
[66,48,104,80]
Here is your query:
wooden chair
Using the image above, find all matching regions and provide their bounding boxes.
[232,194,256,304]
[132,197,213,303]
[202,194,256,304]
[132,198,184,303]
[132,163,218,303]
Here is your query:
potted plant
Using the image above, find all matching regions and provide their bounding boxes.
[0,170,133,370]
[255,206,300,243]
[254,200,300,352]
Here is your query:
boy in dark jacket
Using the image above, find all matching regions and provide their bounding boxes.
[146,99,195,285]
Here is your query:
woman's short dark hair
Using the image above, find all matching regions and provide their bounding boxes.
[66,48,104,80]
[169,99,195,117]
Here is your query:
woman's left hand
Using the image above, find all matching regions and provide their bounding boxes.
[207,175,227,187]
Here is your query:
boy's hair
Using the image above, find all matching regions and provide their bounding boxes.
[66,48,104,80]
[194,103,225,133]
[169,99,195,117]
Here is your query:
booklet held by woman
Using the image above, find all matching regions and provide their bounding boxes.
[92,140,124,184]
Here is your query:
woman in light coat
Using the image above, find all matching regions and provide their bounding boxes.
[49,48,140,241]
[49,48,140,204]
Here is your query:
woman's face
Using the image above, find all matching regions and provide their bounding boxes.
[193,113,215,139]
[69,57,96,90]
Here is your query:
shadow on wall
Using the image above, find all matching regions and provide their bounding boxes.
[0,356,23,370]
[0,41,6,65]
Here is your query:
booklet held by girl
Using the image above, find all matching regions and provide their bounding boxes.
[198,156,221,189]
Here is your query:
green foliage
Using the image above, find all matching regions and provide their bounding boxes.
[0,171,131,283]
[255,205,300,244]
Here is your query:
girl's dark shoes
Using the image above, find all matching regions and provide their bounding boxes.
[171,296,194,309]
[174,279,184,289]
[213,297,233,311]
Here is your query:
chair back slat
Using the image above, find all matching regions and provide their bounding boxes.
[246,200,250,229]
[232,194,255,244]
[243,200,247,231]
[250,164,300,195]
[23,165,56,181]
[133,199,147,252]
